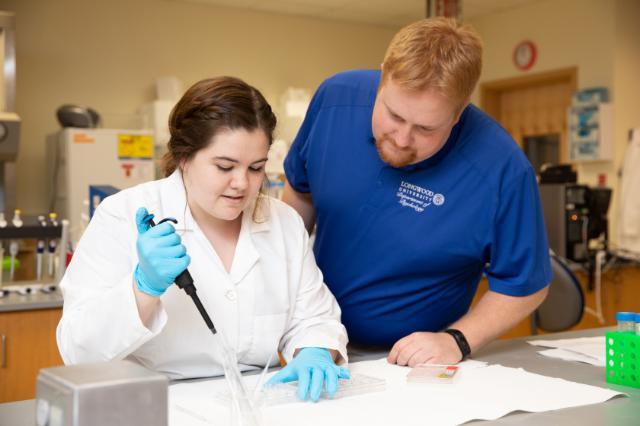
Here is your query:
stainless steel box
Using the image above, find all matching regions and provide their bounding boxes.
[36,360,168,426]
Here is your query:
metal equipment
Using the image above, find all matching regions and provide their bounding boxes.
[56,104,101,128]
[539,183,611,263]
[540,183,590,261]
[0,12,21,215]
[35,360,168,426]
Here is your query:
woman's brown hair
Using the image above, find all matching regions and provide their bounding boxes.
[163,76,277,176]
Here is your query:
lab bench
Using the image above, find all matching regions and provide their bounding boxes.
[348,327,638,425]
[0,288,63,313]
[0,327,638,425]
[0,289,64,402]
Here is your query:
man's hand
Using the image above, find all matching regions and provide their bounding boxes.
[387,332,463,366]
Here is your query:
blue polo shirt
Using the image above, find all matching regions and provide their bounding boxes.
[284,69,551,346]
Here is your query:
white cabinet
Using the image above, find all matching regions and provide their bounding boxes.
[567,102,613,162]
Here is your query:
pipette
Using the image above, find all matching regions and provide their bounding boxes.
[12,209,22,228]
[36,240,45,281]
[9,210,22,281]
[9,241,18,281]
[48,213,59,277]
[36,215,47,281]
[142,214,216,334]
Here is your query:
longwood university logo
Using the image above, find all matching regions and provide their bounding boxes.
[396,181,445,212]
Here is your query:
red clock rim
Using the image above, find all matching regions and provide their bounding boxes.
[513,40,537,71]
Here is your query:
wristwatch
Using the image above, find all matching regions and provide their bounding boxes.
[444,328,471,361]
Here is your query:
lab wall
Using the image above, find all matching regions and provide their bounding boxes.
[3,0,639,246]
[0,0,396,215]
[468,0,640,245]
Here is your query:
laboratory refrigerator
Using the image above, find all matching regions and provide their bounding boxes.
[46,128,155,245]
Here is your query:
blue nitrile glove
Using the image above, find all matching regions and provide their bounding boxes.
[265,347,350,402]
[134,207,190,297]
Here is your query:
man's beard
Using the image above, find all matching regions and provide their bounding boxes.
[375,136,417,168]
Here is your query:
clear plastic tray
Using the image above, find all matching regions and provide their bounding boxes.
[406,364,459,384]
[214,373,386,406]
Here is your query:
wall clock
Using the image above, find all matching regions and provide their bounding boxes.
[513,40,537,71]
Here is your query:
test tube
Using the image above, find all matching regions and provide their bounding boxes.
[8,241,18,281]
[616,312,636,333]
[36,240,45,281]
[36,215,47,281]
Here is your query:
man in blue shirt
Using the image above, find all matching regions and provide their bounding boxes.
[283,18,551,366]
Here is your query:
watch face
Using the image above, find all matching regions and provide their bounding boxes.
[513,40,537,71]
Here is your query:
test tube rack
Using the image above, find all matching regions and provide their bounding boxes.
[605,331,640,389]
[0,215,70,286]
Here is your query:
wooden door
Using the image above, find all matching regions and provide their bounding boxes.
[481,68,577,164]
[0,308,63,402]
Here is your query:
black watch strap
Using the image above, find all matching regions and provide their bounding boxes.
[444,328,471,361]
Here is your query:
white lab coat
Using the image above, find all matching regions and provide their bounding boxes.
[57,171,348,379]
[618,128,640,255]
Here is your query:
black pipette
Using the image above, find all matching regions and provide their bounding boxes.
[144,214,217,334]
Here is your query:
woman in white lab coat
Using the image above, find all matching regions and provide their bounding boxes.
[57,77,349,401]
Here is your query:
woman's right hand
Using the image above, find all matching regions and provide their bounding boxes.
[134,207,191,297]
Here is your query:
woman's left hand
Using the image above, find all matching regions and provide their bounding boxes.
[265,347,350,402]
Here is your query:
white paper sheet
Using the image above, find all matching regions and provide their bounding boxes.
[537,348,606,366]
[528,336,605,366]
[169,357,623,426]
